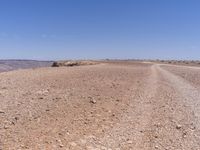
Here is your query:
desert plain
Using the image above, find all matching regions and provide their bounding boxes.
[0,60,200,149]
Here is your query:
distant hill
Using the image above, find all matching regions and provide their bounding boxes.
[0,60,53,72]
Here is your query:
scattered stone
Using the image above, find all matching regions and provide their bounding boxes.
[58,132,62,136]
[154,135,158,138]
[190,126,196,130]
[127,140,133,144]
[182,131,187,138]
[20,144,29,149]
[155,123,161,127]
[11,121,15,125]
[89,97,96,104]
[90,99,97,104]
[4,125,9,129]
[176,124,182,129]
[116,99,120,102]
[0,111,4,114]
[155,145,159,149]
[14,116,19,120]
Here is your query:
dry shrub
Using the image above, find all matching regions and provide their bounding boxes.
[52,60,97,67]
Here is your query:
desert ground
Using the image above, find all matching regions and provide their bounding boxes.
[0,61,200,149]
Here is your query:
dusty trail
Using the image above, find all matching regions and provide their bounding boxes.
[100,64,158,149]
[156,64,200,149]
[0,62,200,149]
[76,64,159,149]
[76,64,200,150]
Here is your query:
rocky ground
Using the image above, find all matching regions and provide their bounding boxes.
[0,61,200,149]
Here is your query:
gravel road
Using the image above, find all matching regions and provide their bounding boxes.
[0,62,200,149]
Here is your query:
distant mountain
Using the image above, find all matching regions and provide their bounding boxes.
[0,60,53,72]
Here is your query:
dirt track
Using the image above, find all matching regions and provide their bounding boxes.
[0,62,200,149]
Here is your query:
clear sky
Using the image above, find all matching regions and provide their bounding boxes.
[0,0,200,60]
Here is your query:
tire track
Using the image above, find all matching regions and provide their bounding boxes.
[155,64,200,149]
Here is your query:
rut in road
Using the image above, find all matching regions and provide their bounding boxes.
[84,64,200,150]
[153,64,200,149]
[99,64,159,149]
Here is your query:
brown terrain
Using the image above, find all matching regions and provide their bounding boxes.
[0,61,200,149]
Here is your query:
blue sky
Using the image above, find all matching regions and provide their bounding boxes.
[0,0,200,60]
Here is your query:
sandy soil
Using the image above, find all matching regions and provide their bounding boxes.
[0,62,200,149]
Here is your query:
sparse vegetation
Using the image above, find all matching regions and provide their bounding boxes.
[52,60,98,67]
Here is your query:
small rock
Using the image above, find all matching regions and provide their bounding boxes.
[14,116,19,120]
[89,98,96,104]
[4,125,9,129]
[20,144,29,149]
[0,111,4,114]
[155,145,159,149]
[58,132,62,136]
[127,140,133,144]
[154,135,158,138]
[155,123,161,127]
[182,131,187,138]
[190,125,196,130]
[176,124,182,129]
